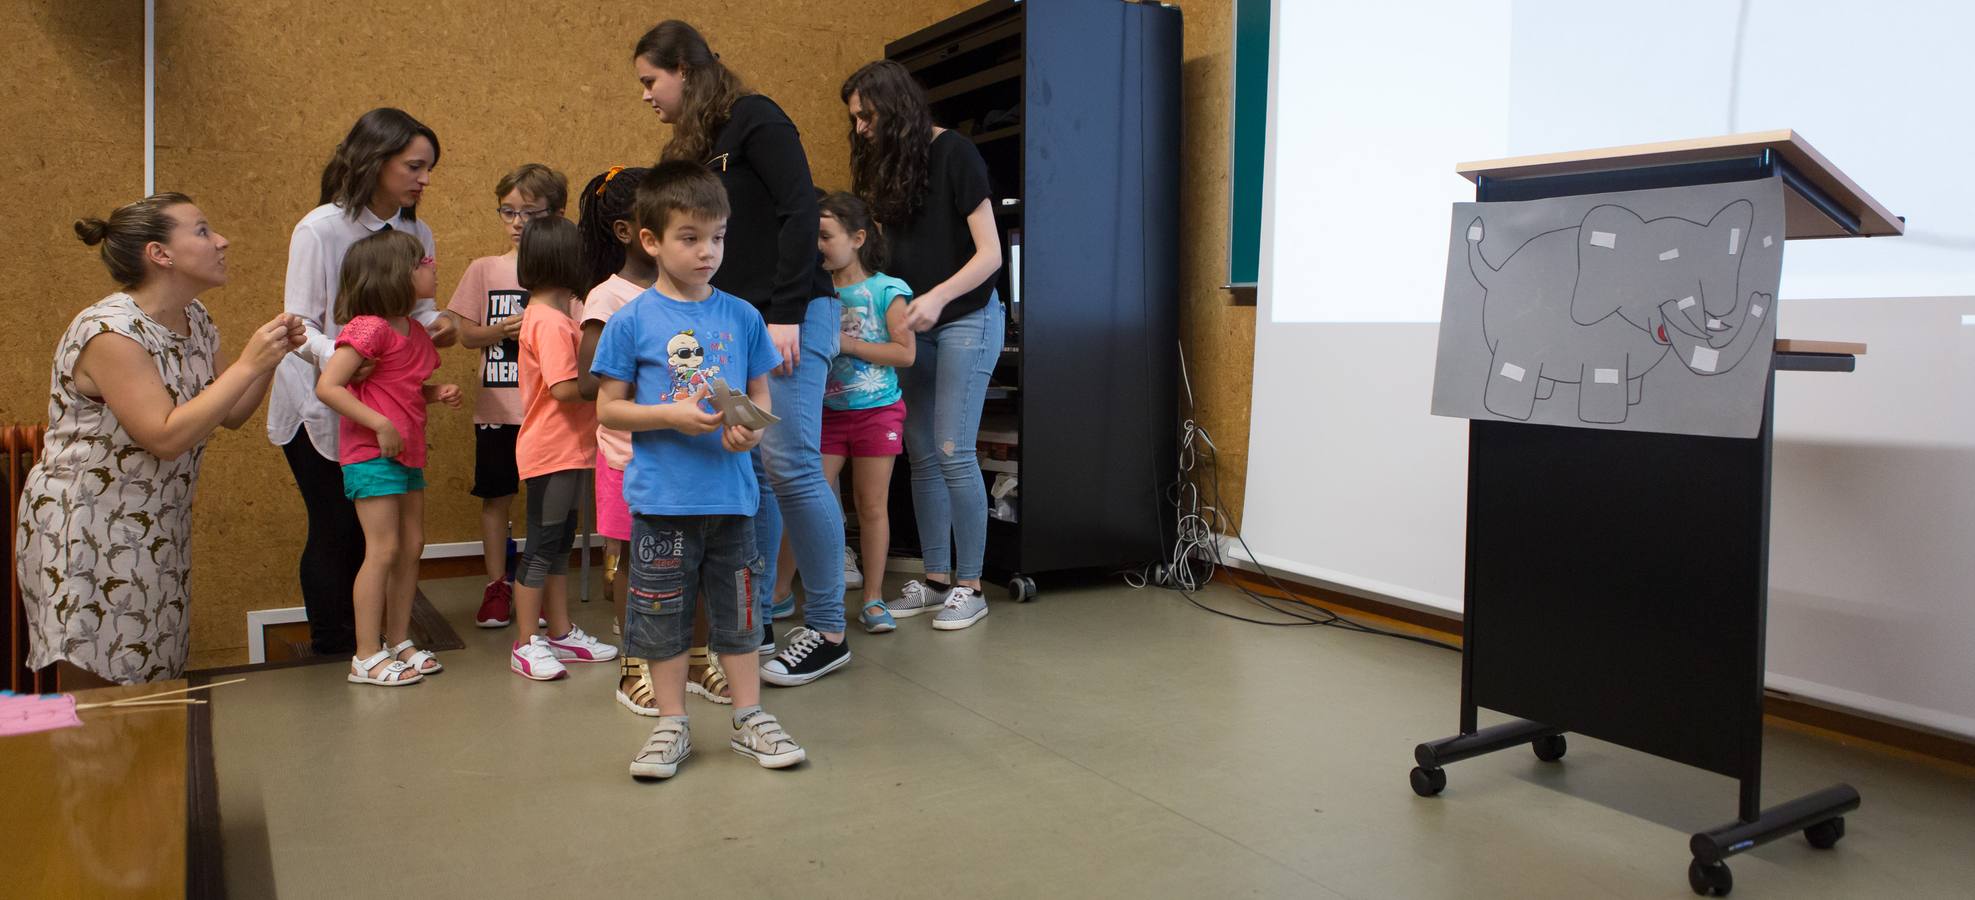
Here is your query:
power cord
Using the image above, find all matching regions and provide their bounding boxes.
[1128,347,1460,652]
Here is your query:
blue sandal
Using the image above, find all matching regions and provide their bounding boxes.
[859,600,896,634]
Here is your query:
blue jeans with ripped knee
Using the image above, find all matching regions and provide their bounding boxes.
[901,293,1005,582]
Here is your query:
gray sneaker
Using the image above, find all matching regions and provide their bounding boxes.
[629,716,692,780]
[843,546,864,590]
[731,711,807,769]
[932,586,988,631]
[889,580,947,618]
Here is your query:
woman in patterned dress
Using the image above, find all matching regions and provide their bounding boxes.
[14,193,304,685]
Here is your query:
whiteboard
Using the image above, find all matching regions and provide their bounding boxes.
[1247,0,1975,737]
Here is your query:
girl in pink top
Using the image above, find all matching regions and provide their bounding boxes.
[315,230,462,686]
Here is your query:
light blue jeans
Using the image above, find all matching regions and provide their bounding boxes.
[901,294,1005,582]
[753,296,847,635]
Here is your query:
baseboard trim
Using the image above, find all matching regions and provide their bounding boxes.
[245,607,309,664]
[422,535,606,560]
[1215,568,1975,771]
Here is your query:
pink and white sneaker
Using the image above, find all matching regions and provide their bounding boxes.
[511,635,568,681]
[546,625,619,663]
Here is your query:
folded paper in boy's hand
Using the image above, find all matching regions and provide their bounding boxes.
[705,377,780,430]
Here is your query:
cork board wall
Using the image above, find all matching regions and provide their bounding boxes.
[150,0,973,667]
[2,1,144,427]
[11,0,1252,669]
[1171,0,1256,532]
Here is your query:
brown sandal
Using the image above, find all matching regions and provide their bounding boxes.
[686,647,732,705]
[616,657,660,717]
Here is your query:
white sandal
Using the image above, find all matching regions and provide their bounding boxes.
[389,639,443,675]
[349,649,423,686]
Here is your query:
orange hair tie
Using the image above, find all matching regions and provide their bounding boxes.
[595,165,626,196]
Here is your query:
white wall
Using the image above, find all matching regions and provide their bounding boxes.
[1246,0,1975,737]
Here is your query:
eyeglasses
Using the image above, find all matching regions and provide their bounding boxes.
[496,206,552,223]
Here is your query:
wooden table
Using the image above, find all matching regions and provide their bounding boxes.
[0,680,218,899]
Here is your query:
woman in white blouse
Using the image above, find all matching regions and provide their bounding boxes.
[269,107,456,657]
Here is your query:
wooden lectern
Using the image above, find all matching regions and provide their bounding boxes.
[1410,131,1896,897]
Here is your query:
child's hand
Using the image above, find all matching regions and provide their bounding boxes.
[666,385,724,435]
[278,313,308,351]
[352,358,377,382]
[376,422,404,458]
[722,423,760,453]
[425,315,457,346]
[501,316,524,341]
[434,384,463,408]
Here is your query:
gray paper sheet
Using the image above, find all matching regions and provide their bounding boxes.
[705,377,780,430]
[1430,177,1784,439]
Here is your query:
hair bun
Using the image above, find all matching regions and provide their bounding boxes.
[74,217,111,245]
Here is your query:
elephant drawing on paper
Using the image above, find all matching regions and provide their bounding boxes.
[1464,199,1772,424]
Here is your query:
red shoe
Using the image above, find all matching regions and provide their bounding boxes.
[476,580,514,628]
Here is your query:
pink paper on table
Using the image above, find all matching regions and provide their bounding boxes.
[0,691,83,737]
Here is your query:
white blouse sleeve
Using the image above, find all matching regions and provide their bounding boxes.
[284,221,336,366]
[411,221,440,326]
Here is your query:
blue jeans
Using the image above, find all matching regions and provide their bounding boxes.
[902,294,1005,582]
[753,296,847,634]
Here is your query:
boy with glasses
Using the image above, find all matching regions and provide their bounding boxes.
[443,163,570,629]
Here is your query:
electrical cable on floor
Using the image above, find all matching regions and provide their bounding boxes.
[1128,346,1460,652]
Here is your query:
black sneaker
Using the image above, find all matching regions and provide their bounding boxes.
[759,627,850,686]
[757,620,776,656]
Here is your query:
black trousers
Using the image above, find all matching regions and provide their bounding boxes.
[281,434,364,656]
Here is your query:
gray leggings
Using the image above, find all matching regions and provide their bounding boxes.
[518,469,582,588]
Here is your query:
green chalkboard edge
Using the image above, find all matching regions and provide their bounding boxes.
[1225,0,1269,304]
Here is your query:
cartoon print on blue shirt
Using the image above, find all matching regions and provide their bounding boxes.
[666,330,721,401]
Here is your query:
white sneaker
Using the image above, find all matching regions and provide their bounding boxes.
[889,580,947,618]
[630,716,692,779]
[932,587,988,631]
[731,710,806,768]
[510,635,567,681]
[546,625,619,663]
[843,546,864,589]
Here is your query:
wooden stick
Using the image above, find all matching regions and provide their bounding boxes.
[71,678,243,710]
[76,697,209,710]
[143,677,245,699]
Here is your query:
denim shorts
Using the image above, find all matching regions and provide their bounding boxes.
[624,514,763,661]
[342,457,426,500]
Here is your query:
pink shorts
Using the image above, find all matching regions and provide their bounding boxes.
[595,450,631,541]
[820,400,907,458]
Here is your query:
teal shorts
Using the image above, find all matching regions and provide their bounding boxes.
[342,457,426,500]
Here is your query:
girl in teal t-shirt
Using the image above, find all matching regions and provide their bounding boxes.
[806,193,915,632]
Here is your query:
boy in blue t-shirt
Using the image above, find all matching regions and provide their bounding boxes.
[592,161,803,780]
